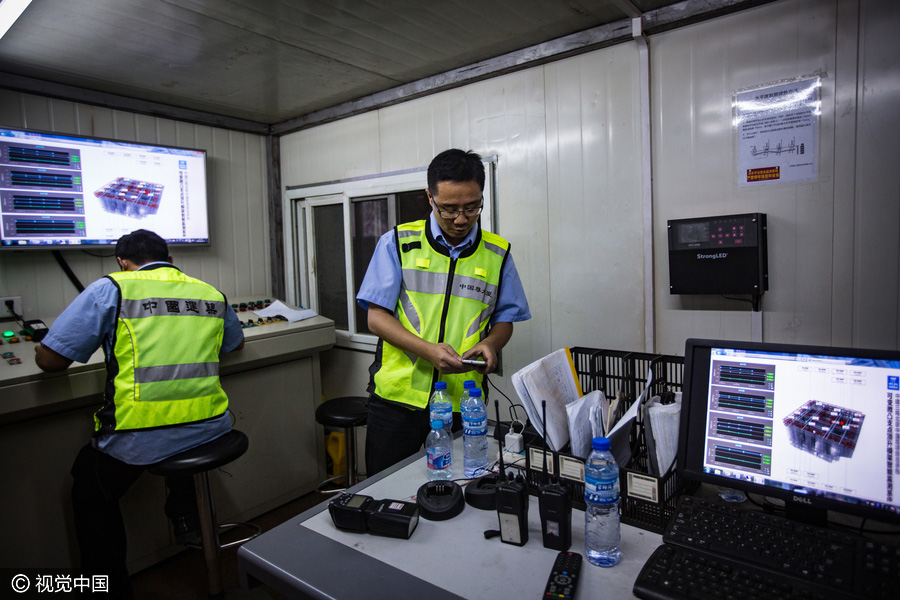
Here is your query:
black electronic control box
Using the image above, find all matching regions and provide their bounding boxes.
[667,213,768,296]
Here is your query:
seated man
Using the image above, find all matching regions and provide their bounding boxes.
[35,229,244,597]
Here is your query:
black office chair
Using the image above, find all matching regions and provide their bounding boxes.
[315,396,368,492]
[149,429,261,600]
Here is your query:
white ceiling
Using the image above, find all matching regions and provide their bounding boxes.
[0,0,771,131]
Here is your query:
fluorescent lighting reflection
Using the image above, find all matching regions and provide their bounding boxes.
[0,0,32,40]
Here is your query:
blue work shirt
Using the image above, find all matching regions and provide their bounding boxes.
[42,262,244,465]
[356,215,531,322]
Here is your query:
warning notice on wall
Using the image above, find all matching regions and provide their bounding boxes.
[734,77,820,187]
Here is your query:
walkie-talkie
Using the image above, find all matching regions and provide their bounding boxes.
[494,400,529,546]
[538,400,572,551]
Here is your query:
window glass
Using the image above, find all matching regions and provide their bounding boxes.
[352,197,389,334]
[397,189,430,223]
[312,204,348,330]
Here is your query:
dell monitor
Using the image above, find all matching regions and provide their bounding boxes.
[679,338,900,526]
[0,126,210,248]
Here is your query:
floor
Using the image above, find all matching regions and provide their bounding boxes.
[130,490,335,599]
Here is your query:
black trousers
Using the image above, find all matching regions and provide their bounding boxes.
[70,444,197,598]
[364,395,462,477]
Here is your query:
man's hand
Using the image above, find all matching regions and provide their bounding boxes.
[461,322,513,374]
[426,343,473,374]
[34,343,74,372]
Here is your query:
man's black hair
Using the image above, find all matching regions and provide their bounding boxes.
[115,229,169,265]
[427,149,485,196]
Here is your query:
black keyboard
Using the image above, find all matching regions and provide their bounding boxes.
[633,495,900,600]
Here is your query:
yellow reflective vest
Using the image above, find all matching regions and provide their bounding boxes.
[371,221,510,410]
[95,266,229,433]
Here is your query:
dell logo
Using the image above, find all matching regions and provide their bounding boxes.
[791,496,812,505]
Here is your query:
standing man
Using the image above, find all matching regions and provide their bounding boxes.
[35,229,244,597]
[357,149,531,476]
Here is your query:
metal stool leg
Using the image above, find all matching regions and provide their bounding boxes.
[345,425,358,488]
[194,471,224,600]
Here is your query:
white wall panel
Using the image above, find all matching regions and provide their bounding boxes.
[545,47,645,352]
[853,0,900,349]
[280,112,383,187]
[0,91,270,319]
[651,0,842,354]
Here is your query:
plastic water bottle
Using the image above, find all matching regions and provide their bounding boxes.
[459,379,476,406]
[425,419,452,480]
[584,436,622,567]
[461,387,488,477]
[429,381,453,436]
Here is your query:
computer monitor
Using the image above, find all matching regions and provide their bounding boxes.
[0,126,210,248]
[679,338,900,526]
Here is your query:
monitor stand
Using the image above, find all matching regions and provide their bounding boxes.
[784,500,828,527]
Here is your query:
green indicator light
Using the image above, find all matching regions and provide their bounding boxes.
[3,331,14,338]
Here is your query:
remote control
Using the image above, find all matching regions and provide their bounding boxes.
[542,550,582,599]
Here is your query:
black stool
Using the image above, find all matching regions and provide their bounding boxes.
[315,396,368,491]
[149,430,261,599]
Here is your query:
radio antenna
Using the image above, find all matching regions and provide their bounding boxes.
[542,400,549,484]
[495,399,507,481]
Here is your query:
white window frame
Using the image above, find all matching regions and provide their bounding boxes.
[283,160,497,351]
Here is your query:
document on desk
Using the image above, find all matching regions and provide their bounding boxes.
[511,348,583,451]
[643,392,682,476]
[607,369,652,466]
[566,389,608,459]
[252,300,318,323]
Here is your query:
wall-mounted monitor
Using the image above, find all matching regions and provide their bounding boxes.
[0,126,210,248]
[679,338,900,526]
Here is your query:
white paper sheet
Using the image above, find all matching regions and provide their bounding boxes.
[252,299,318,323]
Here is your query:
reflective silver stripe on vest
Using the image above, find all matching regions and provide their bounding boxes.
[120,298,227,320]
[483,240,507,257]
[135,362,220,384]
[403,270,498,305]
[402,269,447,295]
[397,229,419,239]
[467,306,493,339]
[452,274,499,305]
[398,287,421,334]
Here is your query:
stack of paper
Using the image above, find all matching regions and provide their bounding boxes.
[565,390,608,459]
[511,350,680,471]
[510,348,583,452]
[642,392,682,476]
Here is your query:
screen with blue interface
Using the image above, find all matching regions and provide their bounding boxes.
[681,339,900,523]
[0,127,209,247]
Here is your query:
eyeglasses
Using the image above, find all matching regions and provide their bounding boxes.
[430,196,484,219]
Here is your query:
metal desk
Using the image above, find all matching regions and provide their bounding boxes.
[238,435,661,599]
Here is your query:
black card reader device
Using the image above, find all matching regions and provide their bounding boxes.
[328,492,371,533]
[25,319,49,342]
[364,498,420,539]
[328,492,419,539]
